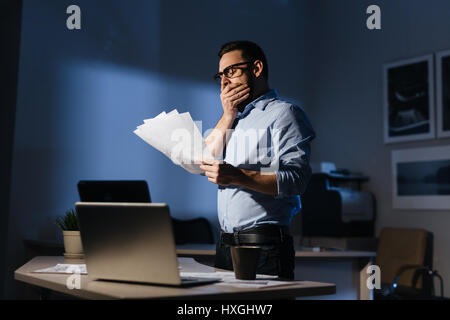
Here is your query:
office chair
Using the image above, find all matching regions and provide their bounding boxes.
[374,227,443,300]
[171,217,215,245]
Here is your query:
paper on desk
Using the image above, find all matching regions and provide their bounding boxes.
[134,109,212,175]
[215,280,302,289]
[32,265,300,288]
[33,264,87,275]
[180,271,299,289]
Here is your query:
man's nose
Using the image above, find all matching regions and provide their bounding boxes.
[221,76,230,90]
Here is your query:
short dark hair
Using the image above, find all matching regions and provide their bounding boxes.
[218,40,269,79]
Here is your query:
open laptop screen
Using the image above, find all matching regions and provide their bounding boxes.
[77,180,151,203]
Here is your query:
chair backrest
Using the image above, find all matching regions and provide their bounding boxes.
[171,217,215,245]
[375,227,433,289]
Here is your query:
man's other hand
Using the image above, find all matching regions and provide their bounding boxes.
[199,158,243,186]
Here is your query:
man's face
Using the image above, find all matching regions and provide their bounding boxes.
[218,50,255,110]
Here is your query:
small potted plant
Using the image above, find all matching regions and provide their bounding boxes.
[55,209,84,258]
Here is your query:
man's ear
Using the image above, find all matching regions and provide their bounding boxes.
[252,60,264,78]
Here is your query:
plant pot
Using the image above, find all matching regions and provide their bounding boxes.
[62,230,84,259]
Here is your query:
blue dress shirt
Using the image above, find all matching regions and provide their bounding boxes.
[217,89,315,233]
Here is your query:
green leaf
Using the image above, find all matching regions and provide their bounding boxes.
[55,208,79,231]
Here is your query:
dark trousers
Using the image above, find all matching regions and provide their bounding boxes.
[214,232,295,280]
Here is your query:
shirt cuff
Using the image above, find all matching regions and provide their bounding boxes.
[276,169,301,197]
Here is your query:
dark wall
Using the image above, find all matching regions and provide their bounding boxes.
[307,0,450,296]
[5,0,314,299]
[0,0,22,299]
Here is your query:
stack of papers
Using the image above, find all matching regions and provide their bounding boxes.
[33,264,87,274]
[134,110,212,174]
[32,265,301,289]
[180,271,300,289]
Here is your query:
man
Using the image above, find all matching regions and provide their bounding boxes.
[200,41,315,279]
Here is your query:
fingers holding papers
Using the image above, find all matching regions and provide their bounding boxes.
[199,159,242,186]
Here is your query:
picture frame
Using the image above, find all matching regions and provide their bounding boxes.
[383,55,435,144]
[392,145,450,210]
[436,49,450,138]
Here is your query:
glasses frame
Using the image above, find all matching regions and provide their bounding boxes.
[214,61,253,83]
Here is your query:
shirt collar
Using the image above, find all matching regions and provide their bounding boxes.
[237,89,278,119]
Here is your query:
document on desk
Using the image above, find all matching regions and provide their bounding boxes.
[33,264,87,275]
[134,109,212,174]
[180,271,301,289]
[33,265,300,288]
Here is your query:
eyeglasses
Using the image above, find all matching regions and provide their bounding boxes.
[213,61,252,84]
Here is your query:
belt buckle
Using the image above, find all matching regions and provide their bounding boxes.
[233,231,240,246]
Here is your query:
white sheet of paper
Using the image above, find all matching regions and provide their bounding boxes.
[143,110,167,123]
[134,125,171,157]
[179,271,299,288]
[138,110,181,156]
[215,280,303,289]
[139,111,188,158]
[134,109,212,174]
[32,264,299,289]
[33,264,87,275]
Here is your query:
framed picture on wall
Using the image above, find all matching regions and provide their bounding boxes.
[392,145,450,210]
[383,55,435,144]
[436,50,450,138]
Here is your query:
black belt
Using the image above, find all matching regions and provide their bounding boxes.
[220,225,290,246]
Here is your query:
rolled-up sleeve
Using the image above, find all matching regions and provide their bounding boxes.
[274,104,315,197]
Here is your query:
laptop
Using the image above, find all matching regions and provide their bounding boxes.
[75,202,219,287]
[77,180,151,203]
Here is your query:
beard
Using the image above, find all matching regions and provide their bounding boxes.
[236,76,255,113]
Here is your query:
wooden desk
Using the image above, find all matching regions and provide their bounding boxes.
[14,256,336,300]
[176,244,376,300]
